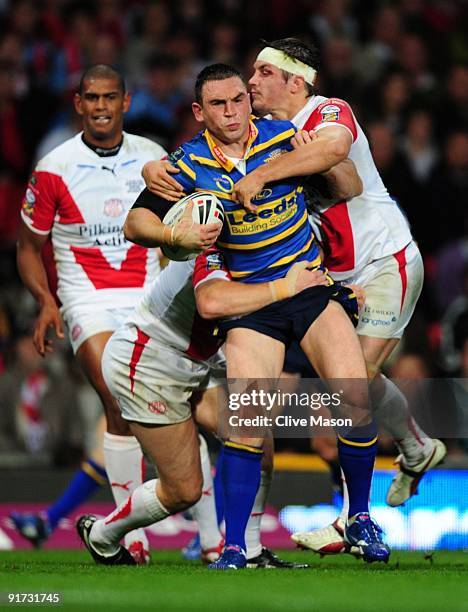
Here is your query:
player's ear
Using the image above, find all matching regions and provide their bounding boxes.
[192,102,204,123]
[122,92,131,113]
[74,93,84,116]
[289,75,304,94]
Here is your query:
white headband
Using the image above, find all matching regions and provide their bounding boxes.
[256,47,317,85]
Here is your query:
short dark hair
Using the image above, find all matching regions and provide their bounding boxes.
[194,63,246,104]
[264,37,319,96]
[78,64,126,95]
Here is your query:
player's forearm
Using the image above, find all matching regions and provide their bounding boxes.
[196,281,274,319]
[256,137,349,184]
[124,208,170,248]
[16,244,54,306]
[321,159,363,200]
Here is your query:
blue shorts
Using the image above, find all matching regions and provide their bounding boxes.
[218,284,358,347]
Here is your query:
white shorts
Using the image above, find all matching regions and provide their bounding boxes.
[61,305,135,353]
[101,322,226,425]
[338,241,423,339]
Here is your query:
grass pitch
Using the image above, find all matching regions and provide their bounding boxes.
[0,550,466,612]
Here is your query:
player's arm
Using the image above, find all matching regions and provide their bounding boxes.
[195,258,329,320]
[234,124,352,211]
[17,223,64,356]
[292,130,362,200]
[124,189,221,250]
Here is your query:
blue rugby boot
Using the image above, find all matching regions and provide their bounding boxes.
[10,512,50,548]
[208,544,247,570]
[344,513,390,563]
[182,533,202,561]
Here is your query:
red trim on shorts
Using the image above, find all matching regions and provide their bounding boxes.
[393,246,408,313]
[128,327,150,394]
[105,495,132,524]
[141,456,146,483]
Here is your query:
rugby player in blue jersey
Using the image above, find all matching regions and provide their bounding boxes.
[124,64,389,568]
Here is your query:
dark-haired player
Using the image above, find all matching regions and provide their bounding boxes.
[233,38,446,553]
[124,63,389,568]
[12,65,169,563]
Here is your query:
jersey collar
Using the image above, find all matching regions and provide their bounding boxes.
[203,120,258,172]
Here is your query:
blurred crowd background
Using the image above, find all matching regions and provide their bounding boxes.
[0,0,467,465]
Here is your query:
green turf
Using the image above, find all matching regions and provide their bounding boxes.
[0,550,466,612]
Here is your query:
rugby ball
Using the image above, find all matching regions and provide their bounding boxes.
[161,191,224,261]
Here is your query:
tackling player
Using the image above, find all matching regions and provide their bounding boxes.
[12,65,173,563]
[76,247,328,566]
[232,38,446,553]
[123,64,390,568]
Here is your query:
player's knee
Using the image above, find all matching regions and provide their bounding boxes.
[169,478,202,511]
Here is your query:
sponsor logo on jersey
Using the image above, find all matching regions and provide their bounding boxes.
[253,188,273,201]
[148,400,167,415]
[263,148,287,163]
[22,186,37,218]
[320,104,341,122]
[226,193,298,235]
[126,179,144,193]
[168,147,185,164]
[206,252,224,270]
[103,198,124,217]
[214,174,234,193]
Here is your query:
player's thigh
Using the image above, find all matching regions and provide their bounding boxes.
[225,328,285,379]
[130,418,202,494]
[192,386,221,433]
[359,335,400,376]
[76,331,115,399]
[300,300,367,380]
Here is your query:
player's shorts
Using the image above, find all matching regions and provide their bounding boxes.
[340,241,423,339]
[61,304,135,353]
[101,322,226,425]
[218,284,358,346]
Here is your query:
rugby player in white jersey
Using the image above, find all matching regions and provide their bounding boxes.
[76,245,329,566]
[233,38,446,553]
[143,40,446,556]
[12,64,177,563]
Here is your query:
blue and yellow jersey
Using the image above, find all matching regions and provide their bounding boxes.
[167,118,321,283]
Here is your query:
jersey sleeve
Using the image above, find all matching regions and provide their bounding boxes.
[20,170,63,235]
[308,98,358,142]
[131,188,174,219]
[167,145,197,193]
[193,247,231,289]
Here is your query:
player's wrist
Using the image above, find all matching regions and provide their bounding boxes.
[162,224,175,247]
[269,278,291,301]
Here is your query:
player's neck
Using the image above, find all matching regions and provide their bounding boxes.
[82,133,124,157]
[270,95,310,121]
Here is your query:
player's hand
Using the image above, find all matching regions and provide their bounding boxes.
[172,202,222,251]
[291,130,318,149]
[232,172,266,213]
[33,297,64,357]
[142,160,185,202]
[346,284,366,310]
[270,261,329,301]
[294,266,330,294]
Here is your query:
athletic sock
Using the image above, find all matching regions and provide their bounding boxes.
[245,469,272,559]
[213,447,225,525]
[45,457,107,530]
[373,375,433,466]
[222,441,263,552]
[337,423,378,519]
[339,471,350,523]
[190,435,222,551]
[103,433,147,549]
[90,479,169,554]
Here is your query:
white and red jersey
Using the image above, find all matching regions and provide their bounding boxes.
[21,132,166,310]
[292,96,413,280]
[130,249,230,360]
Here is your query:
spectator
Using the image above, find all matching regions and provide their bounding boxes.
[401,109,438,185]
